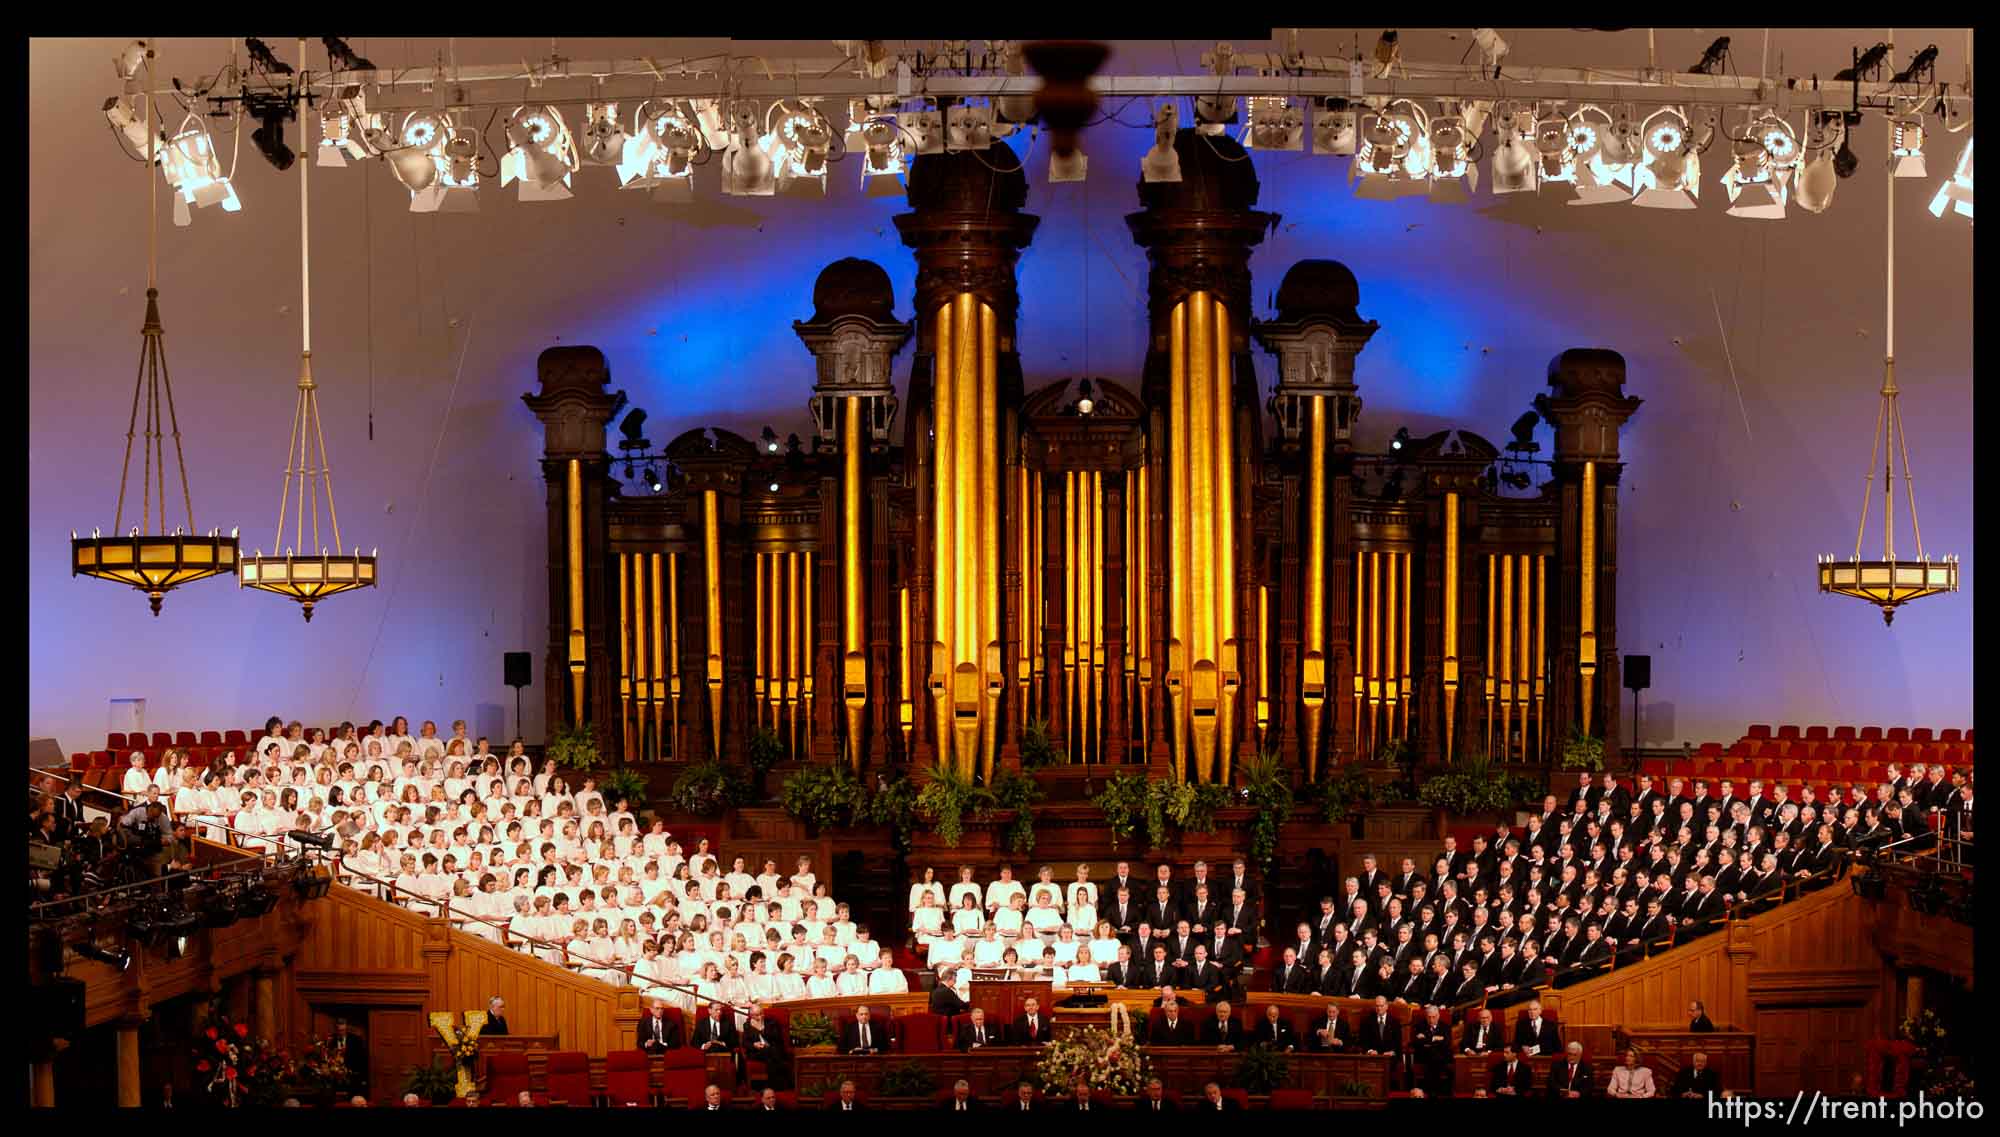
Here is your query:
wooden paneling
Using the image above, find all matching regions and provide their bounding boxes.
[368,1008,433,1101]
[794,1048,1393,1097]
[287,885,641,1062]
[1613,1029,1756,1096]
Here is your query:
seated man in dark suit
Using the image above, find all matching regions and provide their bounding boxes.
[1687,1000,1715,1032]
[1489,1045,1535,1097]
[1671,1051,1722,1098]
[693,1002,738,1053]
[1513,1000,1561,1057]
[955,1007,999,1052]
[1204,1000,1244,1051]
[1103,943,1139,988]
[1357,995,1400,1056]
[1268,945,1310,994]
[1251,1003,1298,1051]
[1306,1003,1351,1052]
[1193,1082,1237,1110]
[1148,995,1197,1047]
[940,1079,982,1111]
[637,1000,683,1052]
[1409,1004,1454,1096]
[839,1006,885,1055]
[1134,1077,1176,1112]
[1058,1078,1107,1113]
[1012,996,1053,1046]
[1547,1042,1594,1098]
[1459,1007,1499,1054]
[1184,943,1228,1004]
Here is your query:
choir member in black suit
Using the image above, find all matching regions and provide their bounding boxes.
[1490,1046,1536,1097]
[1548,1043,1594,1097]
[1148,997,1197,1047]
[1357,996,1400,1055]
[1307,1004,1351,1052]
[1204,1001,1245,1050]
[1252,1004,1297,1051]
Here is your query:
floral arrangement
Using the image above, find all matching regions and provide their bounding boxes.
[192,1011,288,1108]
[1036,1026,1151,1095]
[447,1033,481,1064]
[288,1036,353,1098]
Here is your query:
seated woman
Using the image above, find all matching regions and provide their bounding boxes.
[911,893,947,944]
[1089,920,1123,970]
[1024,893,1065,938]
[1028,866,1065,912]
[951,893,985,936]
[1050,924,1082,965]
[992,894,1027,936]
[1065,944,1102,985]
[771,953,807,1002]
[910,866,946,915]
[947,865,983,912]
[971,925,1008,967]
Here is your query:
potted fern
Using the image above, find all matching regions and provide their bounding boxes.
[402,1060,459,1106]
[545,724,601,773]
[1234,1043,1292,1095]
[1240,751,1295,873]
[915,763,996,848]
[1561,728,1606,773]
[878,1061,937,1098]
[788,1012,837,1052]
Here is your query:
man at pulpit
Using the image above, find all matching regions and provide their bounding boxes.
[841,1006,884,1055]
[330,1017,368,1097]
[1011,996,1052,1045]
[482,996,509,1035]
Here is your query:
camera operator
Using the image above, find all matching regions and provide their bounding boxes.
[120,799,171,879]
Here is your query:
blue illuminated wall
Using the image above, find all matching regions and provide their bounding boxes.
[29,36,1971,756]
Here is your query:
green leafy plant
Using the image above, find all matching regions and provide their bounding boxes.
[1020,715,1063,769]
[1093,774,1159,849]
[545,724,602,772]
[1376,738,1411,766]
[858,774,918,853]
[669,757,754,816]
[597,767,651,812]
[877,1060,938,1097]
[1234,1043,1293,1095]
[1560,728,1606,772]
[1161,781,1231,834]
[1319,762,1381,824]
[747,727,786,782]
[788,1012,837,1050]
[990,771,1046,855]
[1417,753,1541,816]
[402,1060,460,1105]
[1333,1077,1374,1098]
[780,764,866,834]
[915,763,997,848]
[1240,750,1294,873]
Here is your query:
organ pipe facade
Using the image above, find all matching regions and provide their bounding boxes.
[530,135,1640,780]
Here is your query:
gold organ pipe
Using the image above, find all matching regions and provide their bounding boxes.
[1500,552,1515,761]
[1017,465,1032,706]
[754,552,767,730]
[664,552,677,759]
[1534,554,1547,762]
[1368,549,1383,750]
[1033,468,1045,691]
[1135,464,1149,759]
[1580,460,1598,737]
[786,551,801,757]
[1213,297,1238,785]
[1256,583,1271,751]
[566,459,586,728]
[702,489,723,759]
[1064,470,1079,763]
[1484,553,1496,761]
[1400,551,1412,742]
[1384,544,1399,736]
[1516,553,1531,762]
[1303,397,1327,780]
[770,552,787,729]
[842,395,867,772]
[978,302,1000,784]
[1443,493,1460,763]
[802,551,814,744]
[932,304,956,771]
[899,584,913,754]
[619,553,633,762]
[640,552,656,761]
[1167,302,1191,782]
[1187,294,1217,783]
[1353,547,1365,764]
[1091,469,1104,766]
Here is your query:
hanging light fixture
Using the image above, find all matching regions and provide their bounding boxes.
[859,117,905,196]
[1890,114,1926,178]
[765,100,832,197]
[720,99,775,196]
[1352,100,1429,199]
[1817,116,1957,625]
[387,109,445,210]
[1632,106,1699,209]
[160,112,241,226]
[433,117,480,213]
[240,39,377,622]
[1795,113,1844,214]
[1721,113,1787,220]
[1141,101,1182,182]
[1426,113,1478,203]
[1490,102,1539,194]
[501,104,578,201]
[72,47,238,615]
[618,99,701,202]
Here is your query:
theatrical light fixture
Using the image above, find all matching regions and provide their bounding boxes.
[1490,103,1538,194]
[1891,116,1926,178]
[717,100,775,196]
[859,118,906,196]
[1142,102,1181,183]
[946,101,995,151]
[1534,111,1577,186]
[250,98,298,172]
[387,110,444,208]
[1075,379,1096,415]
[767,480,782,493]
[761,426,781,453]
[1472,28,1509,78]
[1817,114,1957,625]
[316,105,369,167]
[113,38,150,81]
[241,82,378,621]
[1373,30,1402,79]
[992,40,1034,129]
[1427,115,1479,203]
[644,465,663,493]
[1049,142,1089,183]
[161,114,242,225]
[1246,96,1304,151]
[1311,98,1357,156]
[103,94,153,155]
[1195,42,1239,136]
[581,101,629,167]
[1390,426,1411,451]
[902,106,945,155]
[1561,105,1633,204]
[1507,410,1541,452]
[321,36,375,73]
[74,54,239,615]
[236,882,280,919]
[74,941,133,971]
[1722,134,1786,220]
[1689,36,1730,76]
[1632,107,1699,209]
[1795,114,1844,214]
[1928,136,1972,221]
[1352,101,1429,199]
[619,100,701,202]
[502,104,578,201]
[433,121,481,213]
[766,100,832,197]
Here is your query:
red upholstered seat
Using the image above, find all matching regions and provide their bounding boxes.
[544,1050,592,1105]
[148,732,172,749]
[1270,1089,1317,1110]
[1940,729,1962,744]
[1911,728,1934,743]
[1867,743,1891,763]
[174,731,197,746]
[1699,742,1724,757]
[223,730,248,746]
[661,1066,708,1105]
[1221,1088,1251,1110]
[1805,725,1830,741]
[1777,725,1801,740]
[1886,727,1910,743]
[1834,725,1858,741]
[602,1050,653,1107]
[894,1011,946,1053]
[1746,724,1773,740]
[107,733,128,751]
[199,730,223,746]
[1641,759,1668,778]
[484,1053,532,1101]
[1860,726,1884,742]
[1812,742,1837,762]
[1893,743,1918,762]
[660,1044,703,1069]
[1841,743,1866,761]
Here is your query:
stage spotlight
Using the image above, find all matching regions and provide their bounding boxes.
[619,408,649,446]
[388,110,444,205]
[433,123,480,213]
[1508,411,1540,451]
[1891,116,1926,178]
[767,101,832,197]
[103,95,154,155]
[901,107,944,155]
[250,108,296,172]
[162,116,242,225]
[293,864,333,900]
[761,426,781,453]
[237,883,279,919]
[113,38,150,81]
[198,888,241,929]
[502,104,577,201]
[1472,28,1509,78]
[1373,30,1401,78]
[1050,143,1088,183]
[644,465,663,493]
[1142,103,1182,183]
[1311,99,1357,156]
[1795,115,1843,213]
[289,829,335,849]
[1353,103,1428,199]
[859,119,906,196]
[322,36,375,72]
[1892,44,1938,86]
[946,102,994,151]
[317,106,369,167]
[1076,380,1096,415]
[767,481,781,493]
[1491,104,1539,194]
[1246,97,1304,151]
[245,37,294,76]
[619,100,700,202]
[1560,105,1634,204]
[1427,115,1478,203]
[1196,42,1238,136]
[1391,427,1411,452]
[1928,136,1972,220]
[1835,43,1890,82]
[1535,112,1577,185]
[74,942,133,972]
[582,102,629,167]
[1722,135,1786,219]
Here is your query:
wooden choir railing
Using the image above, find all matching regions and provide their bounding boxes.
[1612,1028,1757,1097]
[793,1049,1395,1099]
[292,884,643,1054]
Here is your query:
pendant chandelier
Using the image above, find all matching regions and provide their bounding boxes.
[1816,113,1959,624]
[71,43,239,615]
[240,38,377,620]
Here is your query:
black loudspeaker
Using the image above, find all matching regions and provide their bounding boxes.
[1623,654,1652,692]
[32,978,87,1039]
[504,652,532,689]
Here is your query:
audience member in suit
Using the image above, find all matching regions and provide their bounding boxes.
[838,1007,884,1055]
[1135,943,1172,989]
[740,1009,787,1085]
[1460,1008,1499,1054]
[1221,889,1257,941]
[329,1018,369,1096]
[1058,1080,1107,1113]
[1490,1046,1536,1097]
[1357,996,1400,1055]
[1184,946,1227,1004]
[941,1080,982,1111]
[1410,1006,1454,1096]
[1269,947,1310,994]
[1103,946,1138,989]
[1012,997,1053,1046]
[1135,1078,1176,1112]
[1548,1043,1594,1098]
[637,1002,683,1052]
[1147,886,1180,932]
[1204,1001,1245,1050]
[1004,1082,1041,1112]
[1194,1083,1237,1111]
[955,1008,999,1052]
[481,996,510,1036]
[1515,1001,1561,1057]
[1687,1001,1715,1032]
[1185,888,1223,936]
[1672,1052,1722,1098]
[1608,1050,1657,1098]
[928,968,971,1016]
[1252,1004,1298,1052]
[693,1002,739,1058]
[1148,999,1197,1047]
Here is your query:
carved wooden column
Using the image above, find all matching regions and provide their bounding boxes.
[667,430,757,763]
[115,1015,145,1107]
[1041,470,1068,751]
[523,347,624,752]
